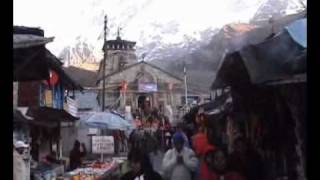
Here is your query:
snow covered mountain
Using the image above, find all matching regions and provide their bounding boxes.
[59,36,100,67]
[57,0,305,71]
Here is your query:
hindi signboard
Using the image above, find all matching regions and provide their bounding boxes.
[92,136,114,154]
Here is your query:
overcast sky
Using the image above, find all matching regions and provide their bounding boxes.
[14,0,267,56]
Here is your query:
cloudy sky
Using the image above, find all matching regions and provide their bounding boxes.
[14,0,269,56]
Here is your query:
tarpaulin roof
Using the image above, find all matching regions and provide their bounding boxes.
[14,26,52,81]
[85,112,133,130]
[14,34,54,49]
[239,30,305,84]
[13,26,84,90]
[212,17,306,89]
[14,108,58,128]
[14,46,51,81]
[63,66,98,87]
[14,47,84,90]
[26,107,79,122]
[220,11,305,54]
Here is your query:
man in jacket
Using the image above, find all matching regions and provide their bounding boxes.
[121,149,162,180]
[162,132,198,180]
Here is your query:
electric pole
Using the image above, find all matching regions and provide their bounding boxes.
[102,15,107,112]
[184,62,188,109]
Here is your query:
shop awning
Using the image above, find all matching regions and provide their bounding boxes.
[14,108,59,128]
[26,107,80,123]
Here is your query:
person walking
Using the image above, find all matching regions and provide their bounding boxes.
[69,140,87,170]
[173,123,190,148]
[162,132,198,180]
[192,126,211,180]
[149,142,164,176]
[121,149,162,180]
[13,141,29,180]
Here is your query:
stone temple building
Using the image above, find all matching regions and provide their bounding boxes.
[97,34,185,113]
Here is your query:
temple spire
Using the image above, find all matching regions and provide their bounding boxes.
[117,27,122,40]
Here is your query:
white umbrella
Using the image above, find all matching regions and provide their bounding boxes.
[85,112,133,130]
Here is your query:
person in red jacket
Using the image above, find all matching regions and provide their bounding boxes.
[192,126,209,156]
[192,126,210,180]
[201,147,245,180]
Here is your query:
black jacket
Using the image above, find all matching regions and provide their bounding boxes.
[121,170,162,180]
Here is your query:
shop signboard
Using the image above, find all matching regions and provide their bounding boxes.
[92,136,114,154]
[138,83,157,92]
[67,97,78,117]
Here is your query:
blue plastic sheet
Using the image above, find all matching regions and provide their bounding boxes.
[285,18,306,48]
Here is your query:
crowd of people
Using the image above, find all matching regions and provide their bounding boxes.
[121,112,265,180]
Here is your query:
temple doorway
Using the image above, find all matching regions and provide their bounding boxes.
[137,94,152,113]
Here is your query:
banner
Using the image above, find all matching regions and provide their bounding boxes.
[92,136,114,154]
[138,83,157,92]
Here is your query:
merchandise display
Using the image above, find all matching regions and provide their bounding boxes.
[63,160,119,180]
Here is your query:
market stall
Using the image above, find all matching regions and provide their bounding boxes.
[57,112,132,180]
[59,158,123,180]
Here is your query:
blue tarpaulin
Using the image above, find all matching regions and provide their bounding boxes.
[85,112,134,130]
[285,18,306,48]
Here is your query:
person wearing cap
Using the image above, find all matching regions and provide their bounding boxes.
[162,132,198,180]
[172,123,190,148]
[15,141,29,154]
[13,141,29,180]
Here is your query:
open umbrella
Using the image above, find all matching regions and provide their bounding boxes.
[85,112,133,130]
